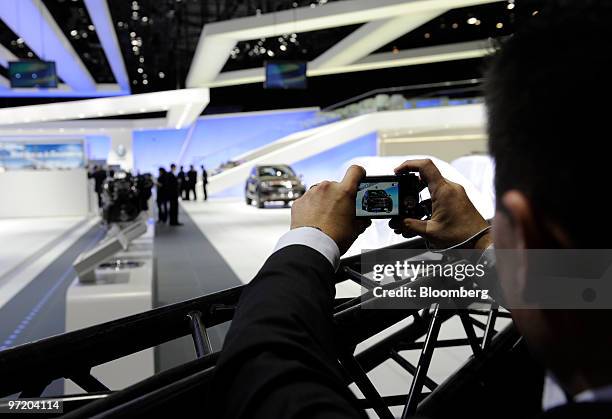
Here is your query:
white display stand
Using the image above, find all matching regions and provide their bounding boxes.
[65,218,155,393]
[0,169,91,218]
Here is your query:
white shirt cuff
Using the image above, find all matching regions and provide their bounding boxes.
[273,227,340,271]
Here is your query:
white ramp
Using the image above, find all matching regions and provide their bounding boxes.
[208,104,486,195]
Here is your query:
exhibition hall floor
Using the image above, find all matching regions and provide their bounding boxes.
[0,216,98,309]
[181,197,291,283]
[0,215,104,397]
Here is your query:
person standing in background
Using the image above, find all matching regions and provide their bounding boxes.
[90,165,108,208]
[187,165,198,201]
[168,164,182,226]
[201,164,208,201]
[177,166,186,200]
[156,167,169,223]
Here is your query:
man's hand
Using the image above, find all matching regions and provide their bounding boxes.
[389,159,492,250]
[291,165,371,255]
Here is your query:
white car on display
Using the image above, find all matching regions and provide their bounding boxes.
[451,154,496,211]
[338,155,495,257]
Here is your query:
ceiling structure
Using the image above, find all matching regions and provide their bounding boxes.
[0,0,543,121]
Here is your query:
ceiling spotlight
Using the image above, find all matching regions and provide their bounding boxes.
[88,24,95,31]
[280,44,287,51]
[142,16,149,23]
[139,57,145,63]
[496,22,504,29]
[142,79,149,85]
[158,72,165,78]
[70,29,78,36]
[424,32,431,39]
[467,17,478,24]
[507,2,515,10]
[267,50,274,57]
[532,10,539,15]
[82,32,88,38]
[138,67,144,73]
[452,22,459,29]
[130,31,136,38]
[27,52,33,57]
[16,38,24,44]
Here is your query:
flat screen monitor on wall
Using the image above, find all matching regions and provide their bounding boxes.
[9,61,58,88]
[0,141,85,171]
[264,61,307,90]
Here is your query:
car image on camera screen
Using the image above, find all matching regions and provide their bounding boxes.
[356,182,399,217]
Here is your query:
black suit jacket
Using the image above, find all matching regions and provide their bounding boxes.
[208,245,365,419]
[539,402,612,418]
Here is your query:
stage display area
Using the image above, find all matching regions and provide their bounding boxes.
[0,216,95,310]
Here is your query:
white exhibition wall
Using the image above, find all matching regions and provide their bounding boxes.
[0,169,91,218]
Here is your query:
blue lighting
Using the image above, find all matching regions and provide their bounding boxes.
[133,110,318,175]
[0,0,96,91]
[0,88,130,98]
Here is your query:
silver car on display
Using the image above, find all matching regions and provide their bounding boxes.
[245,164,306,208]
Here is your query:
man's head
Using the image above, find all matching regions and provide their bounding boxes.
[170,164,176,173]
[486,1,612,392]
[190,165,194,170]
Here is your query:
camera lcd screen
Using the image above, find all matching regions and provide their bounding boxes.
[356,180,399,218]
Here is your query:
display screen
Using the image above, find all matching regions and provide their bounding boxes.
[9,61,58,88]
[264,61,307,90]
[0,142,85,170]
[356,181,399,217]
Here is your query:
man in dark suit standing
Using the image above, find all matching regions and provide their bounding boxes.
[208,3,612,418]
[167,164,182,226]
[200,164,208,201]
[177,165,187,200]
[156,167,168,223]
[89,165,107,208]
[187,165,198,201]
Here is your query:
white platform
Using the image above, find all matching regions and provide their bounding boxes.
[0,216,97,310]
[65,220,155,393]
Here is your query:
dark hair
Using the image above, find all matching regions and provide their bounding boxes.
[485,0,612,247]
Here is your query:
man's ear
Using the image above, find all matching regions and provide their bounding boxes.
[500,190,541,249]
[501,190,572,248]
